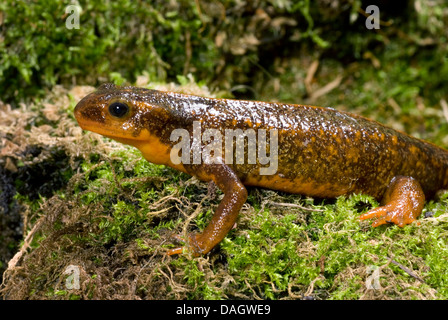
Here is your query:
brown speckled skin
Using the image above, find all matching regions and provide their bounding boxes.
[75,84,448,255]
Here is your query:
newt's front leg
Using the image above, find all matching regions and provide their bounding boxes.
[359,176,425,227]
[167,161,248,256]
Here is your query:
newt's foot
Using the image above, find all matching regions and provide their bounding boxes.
[166,233,185,255]
[166,233,203,256]
[359,204,417,227]
[359,176,425,228]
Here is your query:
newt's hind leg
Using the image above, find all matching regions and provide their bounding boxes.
[359,176,425,227]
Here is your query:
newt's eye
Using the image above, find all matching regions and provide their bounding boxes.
[108,102,129,118]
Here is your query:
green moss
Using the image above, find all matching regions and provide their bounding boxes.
[5,132,448,299]
[1,0,364,106]
[0,0,216,104]
[170,257,222,300]
[3,0,448,300]
[211,191,448,299]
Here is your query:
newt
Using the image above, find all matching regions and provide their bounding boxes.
[74,83,448,256]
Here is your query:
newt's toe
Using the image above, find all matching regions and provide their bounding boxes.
[167,246,184,256]
[359,204,415,227]
[166,233,203,256]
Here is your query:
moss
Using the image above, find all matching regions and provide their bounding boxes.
[1,77,448,300]
[2,0,448,300]
[0,0,334,106]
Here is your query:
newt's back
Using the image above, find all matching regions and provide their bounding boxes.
[153,90,448,200]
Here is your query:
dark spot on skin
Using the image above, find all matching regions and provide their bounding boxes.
[81,106,105,123]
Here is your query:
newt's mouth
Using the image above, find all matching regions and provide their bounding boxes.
[76,118,147,143]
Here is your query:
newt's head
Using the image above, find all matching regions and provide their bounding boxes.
[74,83,186,167]
[74,83,167,146]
